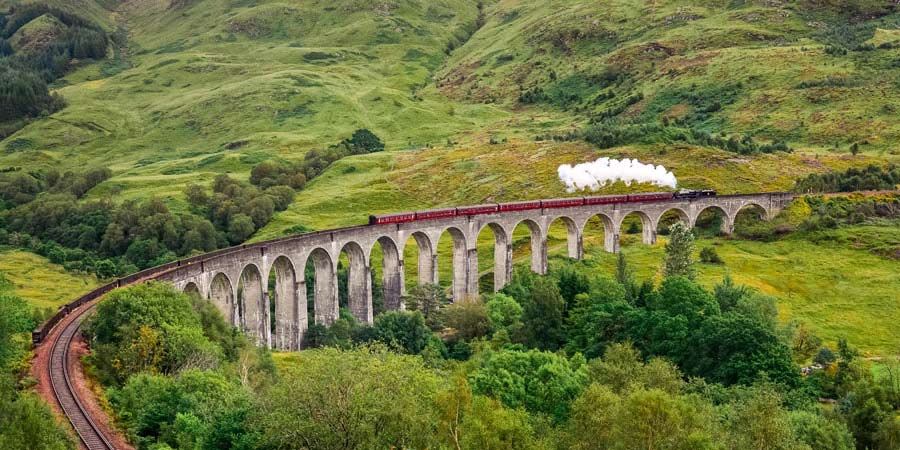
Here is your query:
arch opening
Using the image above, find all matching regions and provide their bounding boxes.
[238,264,267,346]
[656,208,690,237]
[548,216,580,260]
[436,227,468,301]
[693,206,730,237]
[582,214,615,255]
[511,219,546,275]
[618,211,653,248]
[403,231,434,292]
[183,282,201,298]
[733,203,768,237]
[304,248,337,327]
[267,256,299,350]
[209,273,235,325]
[337,242,371,324]
[476,223,508,293]
[371,236,402,313]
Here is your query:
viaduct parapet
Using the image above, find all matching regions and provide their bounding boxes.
[155,192,795,350]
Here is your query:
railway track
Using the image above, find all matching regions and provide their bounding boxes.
[48,304,115,450]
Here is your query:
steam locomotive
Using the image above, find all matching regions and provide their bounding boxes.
[369,189,717,225]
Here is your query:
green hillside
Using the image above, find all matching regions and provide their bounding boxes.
[1,0,899,342]
[1,0,897,219]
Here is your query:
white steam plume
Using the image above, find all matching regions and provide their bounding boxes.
[557,158,677,193]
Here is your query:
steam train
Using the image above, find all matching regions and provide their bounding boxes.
[369,189,716,225]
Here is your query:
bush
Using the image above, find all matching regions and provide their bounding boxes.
[699,246,723,264]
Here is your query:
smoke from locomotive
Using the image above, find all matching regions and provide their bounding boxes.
[558,158,677,192]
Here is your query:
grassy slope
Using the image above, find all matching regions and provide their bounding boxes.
[437,0,900,155]
[0,249,99,310]
[0,0,898,354]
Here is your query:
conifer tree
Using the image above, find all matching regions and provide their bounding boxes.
[663,221,696,279]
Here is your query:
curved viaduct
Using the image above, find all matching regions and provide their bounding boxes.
[150,192,795,350]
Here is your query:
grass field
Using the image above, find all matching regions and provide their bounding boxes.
[0,249,99,310]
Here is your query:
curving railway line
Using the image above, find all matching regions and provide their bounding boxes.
[47,303,115,450]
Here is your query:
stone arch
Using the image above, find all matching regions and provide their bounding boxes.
[238,263,267,346]
[268,255,299,350]
[477,222,510,292]
[547,215,581,259]
[511,219,546,275]
[209,273,235,325]
[655,207,690,228]
[183,281,201,298]
[581,213,616,253]
[736,202,769,219]
[731,202,768,235]
[339,241,371,324]
[371,236,403,312]
[617,210,654,246]
[693,205,732,235]
[437,226,468,300]
[305,248,338,326]
[404,231,435,289]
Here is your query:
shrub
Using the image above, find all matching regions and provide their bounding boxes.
[699,246,723,264]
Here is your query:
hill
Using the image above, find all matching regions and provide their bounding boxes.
[0,0,897,222]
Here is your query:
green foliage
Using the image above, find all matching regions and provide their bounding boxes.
[371,310,431,355]
[521,276,566,351]
[663,221,697,279]
[404,283,448,330]
[794,165,900,193]
[789,410,855,450]
[0,276,73,449]
[248,129,384,191]
[435,373,542,450]
[699,246,723,264]
[84,282,240,385]
[484,293,523,338]
[469,349,587,422]
[0,391,74,450]
[0,291,33,371]
[253,346,440,450]
[443,298,490,342]
[566,384,718,450]
[109,370,252,450]
[0,4,108,124]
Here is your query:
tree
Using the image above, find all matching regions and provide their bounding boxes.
[0,292,33,371]
[713,273,748,312]
[564,277,631,359]
[484,293,523,339]
[725,386,807,450]
[436,373,539,450]
[615,252,637,302]
[252,346,440,450]
[789,410,854,450]
[371,310,431,354]
[404,283,447,330]
[227,213,255,243]
[346,129,385,153]
[443,298,491,341]
[567,384,720,450]
[586,343,684,395]
[469,349,587,422]
[522,277,566,351]
[663,221,696,279]
[0,391,75,450]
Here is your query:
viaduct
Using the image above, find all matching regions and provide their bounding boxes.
[155,192,796,350]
